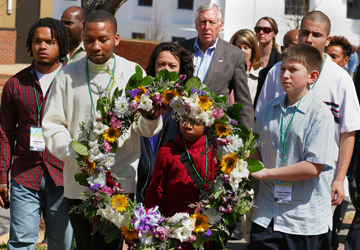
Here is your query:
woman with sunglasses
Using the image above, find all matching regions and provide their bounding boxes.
[230,29,263,105]
[254,16,281,68]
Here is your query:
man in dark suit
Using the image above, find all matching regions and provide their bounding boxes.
[178,3,254,129]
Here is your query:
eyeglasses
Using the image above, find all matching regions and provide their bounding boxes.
[254,26,273,34]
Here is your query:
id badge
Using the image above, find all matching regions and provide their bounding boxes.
[274,180,293,203]
[30,126,45,152]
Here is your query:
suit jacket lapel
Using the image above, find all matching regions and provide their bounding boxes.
[205,38,227,85]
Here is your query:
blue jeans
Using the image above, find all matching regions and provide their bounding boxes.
[8,172,74,250]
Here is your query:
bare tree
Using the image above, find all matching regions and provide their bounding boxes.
[81,0,128,16]
[284,0,309,29]
[143,7,169,42]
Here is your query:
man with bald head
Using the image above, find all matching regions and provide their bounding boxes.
[281,29,299,52]
[61,6,86,64]
[252,10,360,249]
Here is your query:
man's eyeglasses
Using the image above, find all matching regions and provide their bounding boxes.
[254,26,273,34]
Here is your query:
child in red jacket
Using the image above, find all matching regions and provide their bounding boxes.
[144,118,218,217]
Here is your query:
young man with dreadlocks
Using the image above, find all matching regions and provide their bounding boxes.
[0,18,74,249]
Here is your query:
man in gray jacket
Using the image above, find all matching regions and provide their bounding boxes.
[178,3,253,129]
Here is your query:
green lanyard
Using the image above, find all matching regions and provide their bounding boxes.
[32,65,62,126]
[182,135,208,184]
[280,97,303,165]
[70,50,81,64]
[86,54,116,113]
[311,54,326,90]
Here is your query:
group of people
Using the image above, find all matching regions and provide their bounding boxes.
[1,2,360,250]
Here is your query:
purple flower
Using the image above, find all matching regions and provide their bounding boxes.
[151,93,163,106]
[132,204,162,234]
[191,88,196,93]
[213,108,225,119]
[203,229,212,239]
[179,74,187,81]
[98,185,115,196]
[103,140,113,154]
[109,116,121,129]
[229,118,238,125]
[90,183,101,192]
[154,226,170,241]
[127,88,140,98]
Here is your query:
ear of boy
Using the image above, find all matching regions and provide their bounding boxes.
[308,70,319,85]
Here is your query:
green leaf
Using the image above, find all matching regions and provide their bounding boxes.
[155,68,170,82]
[126,66,144,91]
[72,140,89,156]
[184,77,202,93]
[84,206,97,219]
[139,75,155,87]
[214,95,228,104]
[223,212,237,227]
[245,158,264,172]
[104,228,118,243]
[169,71,179,82]
[110,141,118,153]
[96,98,105,117]
[227,103,243,121]
[100,193,111,203]
[213,188,226,200]
[135,65,144,81]
[74,173,89,186]
[233,203,250,215]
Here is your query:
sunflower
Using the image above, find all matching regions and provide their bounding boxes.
[103,127,120,143]
[220,152,237,175]
[111,194,129,212]
[88,161,96,174]
[161,89,179,105]
[191,213,210,233]
[121,226,139,241]
[135,86,148,102]
[214,123,231,138]
[198,96,213,111]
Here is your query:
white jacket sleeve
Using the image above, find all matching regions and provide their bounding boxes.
[42,71,79,166]
[132,115,163,138]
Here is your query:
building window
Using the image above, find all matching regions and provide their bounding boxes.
[138,0,152,6]
[172,36,186,42]
[348,0,360,19]
[132,32,145,40]
[284,0,309,15]
[178,0,193,10]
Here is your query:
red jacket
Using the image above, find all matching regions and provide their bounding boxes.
[144,133,218,217]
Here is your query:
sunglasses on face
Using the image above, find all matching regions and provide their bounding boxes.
[254,26,273,34]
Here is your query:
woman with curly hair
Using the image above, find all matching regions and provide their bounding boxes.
[137,42,194,203]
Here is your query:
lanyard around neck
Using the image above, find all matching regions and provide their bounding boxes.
[71,50,81,63]
[32,65,62,126]
[86,54,116,113]
[280,96,303,165]
[182,135,208,184]
[311,54,326,90]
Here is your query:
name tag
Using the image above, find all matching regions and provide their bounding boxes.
[30,126,45,152]
[274,180,293,203]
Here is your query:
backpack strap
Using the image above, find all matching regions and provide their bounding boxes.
[172,140,206,191]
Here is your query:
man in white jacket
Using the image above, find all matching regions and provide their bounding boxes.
[42,10,163,250]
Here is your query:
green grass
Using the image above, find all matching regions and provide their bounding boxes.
[0,244,48,250]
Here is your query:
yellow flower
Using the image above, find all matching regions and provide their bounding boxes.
[220,152,237,175]
[111,194,129,212]
[191,213,210,233]
[135,86,148,102]
[215,123,231,138]
[198,96,213,111]
[103,127,120,143]
[161,89,179,105]
[121,226,139,241]
[88,161,96,174]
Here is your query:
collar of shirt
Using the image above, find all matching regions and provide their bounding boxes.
[66,41,85,62]
[272,90,314,115]
[193,36,219,82]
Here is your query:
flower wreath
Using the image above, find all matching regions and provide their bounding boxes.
[71,66,263,249]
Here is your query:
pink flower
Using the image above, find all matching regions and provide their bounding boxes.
[179,74,187,81]
[99,185,115,196]
[214,137,231,146]
[109,116,121,129]
[130,99,139,110]
[212,108,225,119]
[103,140,113,154]
[187,235,197,243]
[184,103,191,113]
[220,173,230,184]
[154,226,170,241]
[151,93,163,106]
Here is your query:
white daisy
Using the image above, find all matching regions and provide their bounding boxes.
[113,96,132,118]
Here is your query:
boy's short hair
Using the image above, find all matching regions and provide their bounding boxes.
[84,10,117,34]
[281,43,323,74]
[301,11,331,36]
[328,36,353,58]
